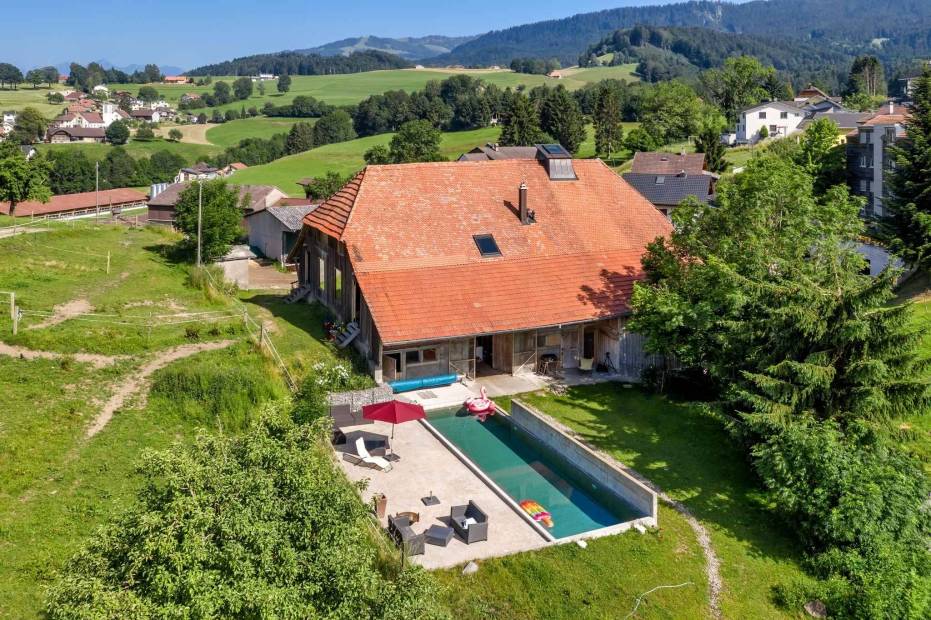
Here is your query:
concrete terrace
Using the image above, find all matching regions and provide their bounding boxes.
[335,417,549,569]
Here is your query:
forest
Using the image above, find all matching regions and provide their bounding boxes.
[186,50,412,78]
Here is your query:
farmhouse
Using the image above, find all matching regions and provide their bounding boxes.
[130,108,160,123]
[147,182,288,226]
[46,126,106,143]
[0,188,146,217]
[163,76,191,84]
[287,146,672,384]
[734,101,805,144]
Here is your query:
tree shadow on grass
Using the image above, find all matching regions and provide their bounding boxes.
[518,383,804,567]
[143,242,193,266]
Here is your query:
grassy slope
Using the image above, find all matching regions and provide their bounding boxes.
[231,126,501,194]
[37,138,221,165]
[0,85,68,116]
[205,116,311,148]
[894,272,931,471]
[458,385,812,619]
[436,504,709,619]
[0,224,354,617]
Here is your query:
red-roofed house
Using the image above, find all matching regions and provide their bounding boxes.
[288,146,672,383]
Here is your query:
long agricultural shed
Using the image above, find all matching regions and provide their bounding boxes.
[0,188,148,218]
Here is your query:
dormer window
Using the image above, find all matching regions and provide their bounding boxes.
[473,234,501,257]
[655,176,665,184]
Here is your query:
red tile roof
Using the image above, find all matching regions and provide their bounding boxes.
[80,112,103,124]
[631,151,705,175]
[305,159,671,345]
[304,168,366,238]
[0,188,146,216]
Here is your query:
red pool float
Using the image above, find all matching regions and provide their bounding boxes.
[465,386,496,421]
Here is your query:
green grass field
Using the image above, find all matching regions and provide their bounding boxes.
[0,223,365,617]
[0,85,69,116]
[205,116,310,148]
[461,385,813,619]
[37,138,221,165]
[231,126,501,194]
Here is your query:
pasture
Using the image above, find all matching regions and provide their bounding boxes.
[205,116,311,148]
[0,84,68,116]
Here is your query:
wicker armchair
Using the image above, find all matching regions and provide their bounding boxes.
[388,514,425,556]
[450,501,489,544]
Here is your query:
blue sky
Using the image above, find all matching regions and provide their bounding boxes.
[1,0,698,70]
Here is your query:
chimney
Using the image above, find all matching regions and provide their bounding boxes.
[519,181,529,224]
[889,101,894,114]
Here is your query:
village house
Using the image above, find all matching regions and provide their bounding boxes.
[245,199,318,264]
[734,101,806,144]
[1,110,15,133]
[173,162,220,183]
[147,183,288,226]
[46,126,106,143]
[846,102,908,218]
[130,108,160,123]
[629,151,707,175]
[622,171,715,218]
[287,146,672,384]
[458,143,540,161]
[180,92,201,105]
[163,76,191,84]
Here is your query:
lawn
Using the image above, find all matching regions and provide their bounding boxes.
[205,116,311,148]
[0,224,362,617]
[37,137,221,165]
[0,84,69,116]
[231,126,501,194]
[451,385,813,619]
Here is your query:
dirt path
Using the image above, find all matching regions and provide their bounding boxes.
[25,298,92,330]
[85,340,235,438]
[154,123,217,145]
[0,342,122,369]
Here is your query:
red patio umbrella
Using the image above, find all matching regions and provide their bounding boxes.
[362,400,426,438]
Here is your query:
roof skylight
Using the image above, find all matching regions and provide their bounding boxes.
[473,234,501,257]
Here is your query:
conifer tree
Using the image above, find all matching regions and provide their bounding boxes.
[539,86,586,154]
[499,91,544,146]
[593,84,623,159]
[884,69,931,268]
[694,127,727,173]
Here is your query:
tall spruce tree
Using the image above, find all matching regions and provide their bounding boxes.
[694,128,728,173]
[499,92,544,146]
[884,68,931,268]
[593,84,623,159]
[539,86,586,154]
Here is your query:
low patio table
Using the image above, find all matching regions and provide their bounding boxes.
[425,524,454,547]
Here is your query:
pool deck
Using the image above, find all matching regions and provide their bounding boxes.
[335,417,550,569]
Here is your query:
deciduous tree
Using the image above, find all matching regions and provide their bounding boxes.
[846,55,886,98]
[233,76,253,100]
[313,110,355,146]
[277,74,291,93]
[700,56,775,123]
[173,180,243,261]
[105,120,129,145]
[0,141,51,215]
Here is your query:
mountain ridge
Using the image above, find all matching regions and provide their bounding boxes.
[296,35,477,61]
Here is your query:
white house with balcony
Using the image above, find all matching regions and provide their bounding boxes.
[734,102,805,144]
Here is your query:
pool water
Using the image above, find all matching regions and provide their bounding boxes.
[428,407,645,538]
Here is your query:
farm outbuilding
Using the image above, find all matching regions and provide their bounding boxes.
[0,188,147,218]
[245,201,318,264]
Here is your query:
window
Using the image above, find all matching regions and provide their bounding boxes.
[335,267,342,300]
[655,176,665,184]
[780,111,788,119]
[769,125,778,134]
[537,332,560,348]
[405,350,421,365]
[422,348,437,362]
[317,256,325,294]
[473,234,501,257]
[758,111,767,119]
[861,130,871,144]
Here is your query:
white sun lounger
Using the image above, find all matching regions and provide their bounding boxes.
[344,437,393,472]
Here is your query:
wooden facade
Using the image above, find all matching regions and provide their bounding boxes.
[295,229,661,383]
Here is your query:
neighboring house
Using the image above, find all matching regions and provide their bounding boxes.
[155,106,175,121]
[147,182,288,226]
[630,151,706,175]
[222,162,249,175]
[846,103,908,218]
[174,162,220,183]
[163,76,191,84]
[794,84,831,103]
[245,201,318,264]
[1,110,16,132]
[101,102,130,126]
[287,146,672,384]
[46,126,106,143]
[0,188,146,217]
[622,171,715,218]
[734,102,805,144]
[180,93,201,105]
[458,143,539,161]
[130,108,160,123]
[798,111,872,143]
[251,73,277,81]
[92,84,109,95]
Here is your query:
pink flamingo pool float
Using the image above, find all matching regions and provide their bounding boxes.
[465,386,496,421]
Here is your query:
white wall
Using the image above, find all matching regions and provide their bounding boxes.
[736,106,805,144]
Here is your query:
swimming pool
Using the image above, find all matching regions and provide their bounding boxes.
[426,407,649,539]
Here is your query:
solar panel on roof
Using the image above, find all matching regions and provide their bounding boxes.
[542,144,570,156]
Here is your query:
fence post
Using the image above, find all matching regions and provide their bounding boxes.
[259,324,266,350]
[12,306,19,335]
[106,251,111,275]
[9,292,13,321]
